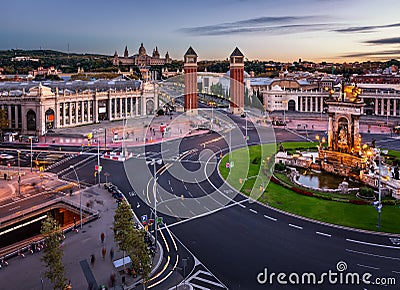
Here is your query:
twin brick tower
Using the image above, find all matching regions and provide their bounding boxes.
[183,46,245,115]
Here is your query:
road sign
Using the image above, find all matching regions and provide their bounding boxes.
[141,215,147,224]
[156,217,163,224]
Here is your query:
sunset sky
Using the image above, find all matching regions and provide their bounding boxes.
[1,0,399,62]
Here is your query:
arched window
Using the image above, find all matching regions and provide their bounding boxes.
[45,109,55,129]
[27,110,36,131]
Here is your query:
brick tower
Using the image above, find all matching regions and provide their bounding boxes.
[184,46,198,114]
[229,47,244,115]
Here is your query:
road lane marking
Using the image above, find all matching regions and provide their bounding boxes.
[238,203,246,208]
[392,271,400,274]
[263,215,277,222]
[345,249,400,261]
[249,209,258,214]
[357,264,379,270]
[346,239,400,250]
[289,224,303,230]
[316,231,331,238]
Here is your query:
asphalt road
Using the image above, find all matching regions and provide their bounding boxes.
[50,111,400,290]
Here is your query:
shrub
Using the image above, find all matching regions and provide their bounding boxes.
[359,187,375,198]
[274,162,286,172]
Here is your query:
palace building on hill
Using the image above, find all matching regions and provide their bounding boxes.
[113,43,172,67]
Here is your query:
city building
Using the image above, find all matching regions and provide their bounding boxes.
[29,66,60,78]
[184,46,198,113]
[113,43,172,67]
[0,80,158,136]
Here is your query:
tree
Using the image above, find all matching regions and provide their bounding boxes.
[40,216,66,290]
[113,201,152,285]
[0,109,8,141]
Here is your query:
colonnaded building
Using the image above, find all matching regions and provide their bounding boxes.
[0,79,158,136]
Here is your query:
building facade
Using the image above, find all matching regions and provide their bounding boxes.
[261,84,400,118]
[113,43,172,67]
[0,81,158,136]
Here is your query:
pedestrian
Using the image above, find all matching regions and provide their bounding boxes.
[109,247,114,261]
[102,246,106,260]
[100,232,105,243]
[110,272,116,287]
[90,254,95,267]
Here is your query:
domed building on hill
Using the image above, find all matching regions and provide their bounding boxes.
[113,43,172,67]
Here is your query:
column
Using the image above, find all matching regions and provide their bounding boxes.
[88,100,91,122]
[387,99,391,117]
[125,97,128,117]
[327,114,333,149]
[108,97,112,121]
[55,102,60,128]
[141,97,146,116]
[136,97,139,116]
[63,103,67,126]
[14,105,19,130]
[380,98,384,116]
[93,98,98,123]
[305,97,308,112]
[298,96,302,112]
[114,98,117,119]
[130,97,133,116]
[7,105,11,129]
[309,96,313,112]
[75,102,78,124]
[393,99,397,117]
[119,97,123,118]
[320,96,323,112]
[375,98,378,115]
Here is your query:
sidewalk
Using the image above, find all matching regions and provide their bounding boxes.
[0,185,162,290]
[32,113,215,148]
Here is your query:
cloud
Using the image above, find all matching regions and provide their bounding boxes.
[364,37,400,45]
[334,22,400,33]
[341,49,400,58]
[178,16,330,36]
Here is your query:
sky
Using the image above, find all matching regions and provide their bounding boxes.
[1,0,399,62]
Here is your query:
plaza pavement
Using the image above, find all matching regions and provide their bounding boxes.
[0,181,165,290]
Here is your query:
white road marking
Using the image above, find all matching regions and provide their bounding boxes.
[249,209,258,214]
[316,231,331,238]
[357,264,380,270]
[392,271,400,274]
[346,249,400,261]
[346,239,400,250]
[263,215,277,222]
[288,224,303,230]
[238,203,246,208]
[170,186,174,192]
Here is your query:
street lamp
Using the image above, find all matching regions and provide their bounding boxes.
[28,136,33,172]
[376,150,382,230]
[208,101,216,131]
[93,128,103,186]
[70,165,82,229]
[146,158,163,252]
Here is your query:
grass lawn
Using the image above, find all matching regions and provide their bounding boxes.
[219,142,400,233]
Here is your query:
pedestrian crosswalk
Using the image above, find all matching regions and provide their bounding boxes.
[180,265,227,290]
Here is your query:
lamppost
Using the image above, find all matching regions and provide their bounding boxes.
[376,150,382,230]
[70,165,82,229]
[146,158,163,252]
[17,150,21,197]
[28,136,33,172]
[93,128,103,186]
[208,101,216,131]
